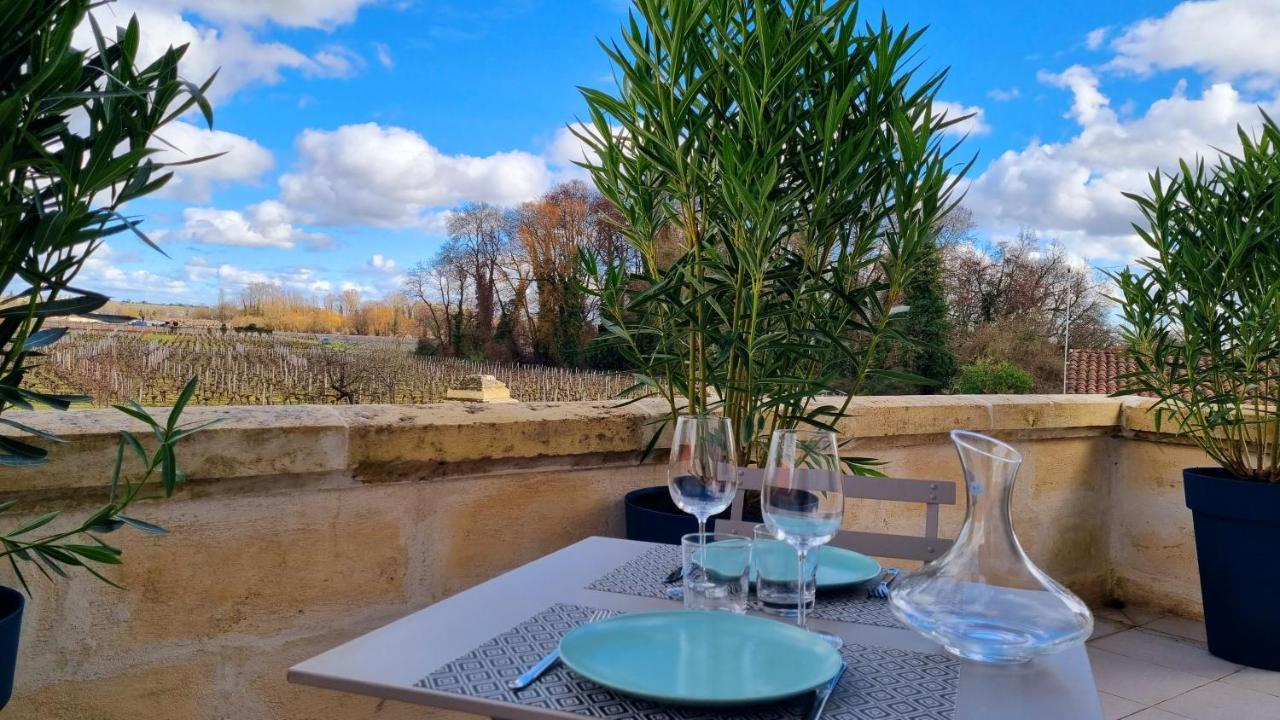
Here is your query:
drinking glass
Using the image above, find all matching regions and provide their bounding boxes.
[762,428,844,648]
[752,523,817,616]
[667,415,738,546]
[681,533,750,613]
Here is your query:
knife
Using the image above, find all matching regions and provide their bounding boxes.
[804,662,846,720]
[507,649,560,691]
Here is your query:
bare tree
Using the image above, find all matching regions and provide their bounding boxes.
[942,224,1114,390]
[404,243,472,356]
[446,203,510,348]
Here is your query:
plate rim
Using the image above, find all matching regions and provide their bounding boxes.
[558,610,842,706]
[814,545,882,590]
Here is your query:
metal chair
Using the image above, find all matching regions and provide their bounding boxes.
[715,467,958,562]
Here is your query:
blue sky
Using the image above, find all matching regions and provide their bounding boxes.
[85,0,1280,304]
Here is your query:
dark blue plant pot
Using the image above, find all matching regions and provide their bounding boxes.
[623,486,729,545]
[0,585,23,710]
[1184,467,1280,670]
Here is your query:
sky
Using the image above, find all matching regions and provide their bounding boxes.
[79,0,1280,305]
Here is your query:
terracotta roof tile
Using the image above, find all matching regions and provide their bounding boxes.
[1065,348,1138,395]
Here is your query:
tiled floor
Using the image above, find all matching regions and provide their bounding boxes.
[1090,607,1280,719]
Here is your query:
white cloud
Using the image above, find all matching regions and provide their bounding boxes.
[279,123,552,227]
[159,0,376,29]
[150,121,274,202]
[368,254,397,272]
[81,244,191,299]
[307,45,365,78]
[82,3,370,103]
[987,87,1020,102]
[179,201,333,250]
[1107,0,1280,87]
[966,66,1278,263]
[374,42,394,69]
[185,258,333,294]
[934,100,991,136]
[1084,27,1109,51]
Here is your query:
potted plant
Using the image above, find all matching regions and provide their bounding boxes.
[1113,112,1280,670]
[575,0,967,542]
[0,0,218,706]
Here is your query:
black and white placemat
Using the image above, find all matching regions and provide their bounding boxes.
[416,603,957,720]
[586,544,904,629]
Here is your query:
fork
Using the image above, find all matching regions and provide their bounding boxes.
[507,609,611,691]
[868,567,900,599]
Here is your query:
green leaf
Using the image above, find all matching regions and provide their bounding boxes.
[118,516,168,534]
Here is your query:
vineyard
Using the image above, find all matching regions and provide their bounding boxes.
[29,327,635,406]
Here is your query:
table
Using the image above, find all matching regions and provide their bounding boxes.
[289,537,1103,720]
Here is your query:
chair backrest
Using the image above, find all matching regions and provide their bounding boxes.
[715,467,958,562]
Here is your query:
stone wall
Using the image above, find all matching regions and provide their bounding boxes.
[0,395,1211,719]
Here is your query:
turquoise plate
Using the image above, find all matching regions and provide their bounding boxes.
[748,543,881,591]
[558,611,841,706]
[813,546,882,590]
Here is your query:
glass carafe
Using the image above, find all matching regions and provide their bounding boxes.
[889,430,1093,663]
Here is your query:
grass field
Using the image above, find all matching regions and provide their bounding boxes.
[30,326,634,406]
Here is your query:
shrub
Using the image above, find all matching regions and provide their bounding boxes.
[954,359,1035,394]
[1113,112,1280,482]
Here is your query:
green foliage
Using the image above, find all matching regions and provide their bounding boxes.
[1112,111,1280,483]
[0,0,219,588]
[1,378,212,590]
[578,0,968,467]
[954,359,1034,394]
[868,239,957,394]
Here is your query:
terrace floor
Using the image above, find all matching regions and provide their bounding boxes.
[1090,608,1280,719]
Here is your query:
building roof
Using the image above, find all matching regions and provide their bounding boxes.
[1065,348,1137,395]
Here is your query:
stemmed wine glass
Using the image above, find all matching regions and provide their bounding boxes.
[762,428,845,648]
[668,415,738,578]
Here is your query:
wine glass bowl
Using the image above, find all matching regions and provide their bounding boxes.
[667,415,738,543]
[761,428,844,648]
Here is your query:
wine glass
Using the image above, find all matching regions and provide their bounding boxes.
[667,415,737,555]
[762,428,844,648]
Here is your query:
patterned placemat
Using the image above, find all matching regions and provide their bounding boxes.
[416,603,957,720]
[586,545,904,629]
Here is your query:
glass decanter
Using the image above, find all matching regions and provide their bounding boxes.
[889,430,1093,663]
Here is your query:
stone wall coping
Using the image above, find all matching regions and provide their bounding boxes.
[0,394,1164,494]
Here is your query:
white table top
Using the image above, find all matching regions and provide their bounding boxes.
[288,536,1102,720]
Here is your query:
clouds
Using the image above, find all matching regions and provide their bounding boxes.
[81,244,191,299]
[934,101,991,137]
[83,2,371,103]
[1106,0,1280,87]
[966,65,1277,263]
[279,123,553,227]
[151,121,274,202]
[184,258,335,294]
[178,201,333,250]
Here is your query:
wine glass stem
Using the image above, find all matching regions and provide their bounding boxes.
[697,517,707,549]
[796,547,809,631]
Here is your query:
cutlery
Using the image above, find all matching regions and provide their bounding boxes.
[507,648,561,691]
[663,565,684,583]
[508,610,610,690]
[804,662,846,720]
[868,567,900,599]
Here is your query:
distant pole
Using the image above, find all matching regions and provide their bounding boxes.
[1062,289,1073,393]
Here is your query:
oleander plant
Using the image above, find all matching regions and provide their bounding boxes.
[1113,112,1280,483]
[0,0,220,590]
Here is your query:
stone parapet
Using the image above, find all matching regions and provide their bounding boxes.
[0,393,1212,719]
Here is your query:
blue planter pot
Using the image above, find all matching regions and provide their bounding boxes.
[1184,467,1280,670]
[624,487,729,545]
[0,585,23,710]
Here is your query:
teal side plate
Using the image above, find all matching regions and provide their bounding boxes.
[813,546,881,590]
[558,611,841,706]
[750,543,881,591]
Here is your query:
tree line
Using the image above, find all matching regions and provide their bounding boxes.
[201,181,1112,389]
